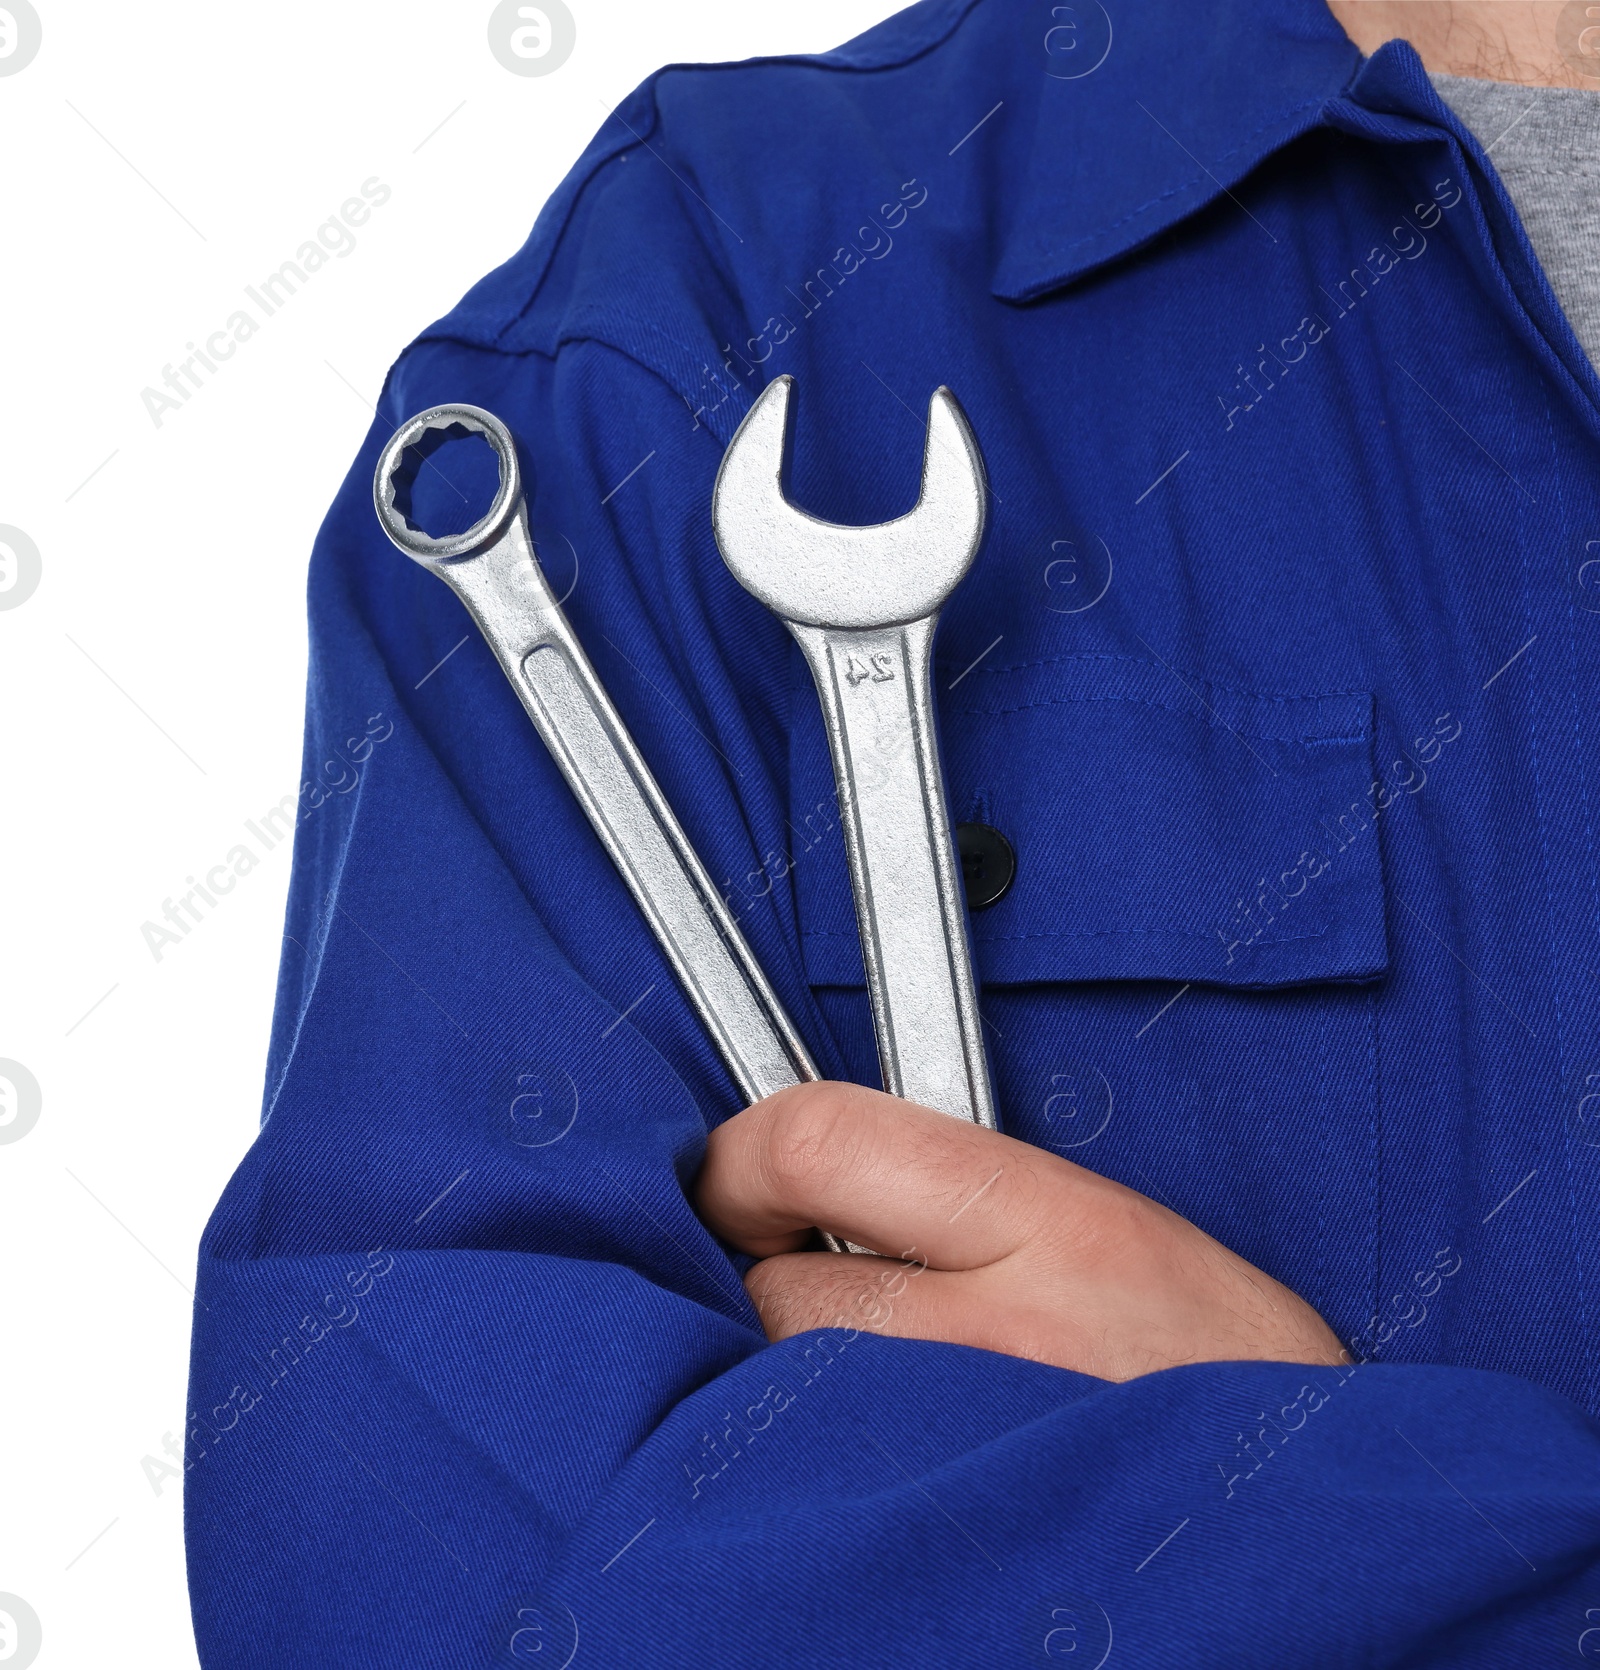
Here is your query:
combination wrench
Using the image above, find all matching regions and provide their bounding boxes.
[714,376,998,1131]
[373,403,821,1108]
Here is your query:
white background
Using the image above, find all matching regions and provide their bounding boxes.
[0,2,904,1662]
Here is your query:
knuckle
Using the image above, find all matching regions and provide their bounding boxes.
[757,1083,869,1196]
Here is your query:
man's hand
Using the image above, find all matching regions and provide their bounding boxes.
[696,1082,1347,1383]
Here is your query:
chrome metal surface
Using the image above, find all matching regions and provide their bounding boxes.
[714,376,998,1130]
[374,403,820,1108]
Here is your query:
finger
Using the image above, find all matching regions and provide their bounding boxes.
[697,1080,1083,1269]
[746,1248,949,1341]
[745,1249,1054,1364]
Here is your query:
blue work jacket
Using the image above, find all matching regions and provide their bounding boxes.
[186,1,1600,1663]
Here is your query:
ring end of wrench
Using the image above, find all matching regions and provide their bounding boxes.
[374,403,523,566]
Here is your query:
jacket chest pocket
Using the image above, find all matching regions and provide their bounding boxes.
[789,652,1388,1343]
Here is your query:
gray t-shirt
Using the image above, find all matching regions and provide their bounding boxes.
[1430,70,1600,370]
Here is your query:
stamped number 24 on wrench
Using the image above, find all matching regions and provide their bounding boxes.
[715,376,998,1131]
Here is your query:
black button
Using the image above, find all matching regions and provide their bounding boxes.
[955,822,1016,910]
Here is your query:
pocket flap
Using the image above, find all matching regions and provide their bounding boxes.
[791,654,1389,991]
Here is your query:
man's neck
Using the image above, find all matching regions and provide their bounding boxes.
[1326,1,1600,88]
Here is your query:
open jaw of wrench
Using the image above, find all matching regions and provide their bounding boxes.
[373,403,820,1108]
[714,376,998,1131]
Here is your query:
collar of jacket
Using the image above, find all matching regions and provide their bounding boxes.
[989,0,1458,302]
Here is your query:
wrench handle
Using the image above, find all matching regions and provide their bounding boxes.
[791,618,997,1129]
[376,403,855,1248]
[439,507,821,1107]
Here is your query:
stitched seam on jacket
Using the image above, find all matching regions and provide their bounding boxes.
[804,926,1332,945]
[942,651,1370,705]
[486,0,985,345]
[949,691,1368,743]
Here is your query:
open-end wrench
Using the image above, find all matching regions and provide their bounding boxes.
[373,403,821,1108]
[713,376,998,1131]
